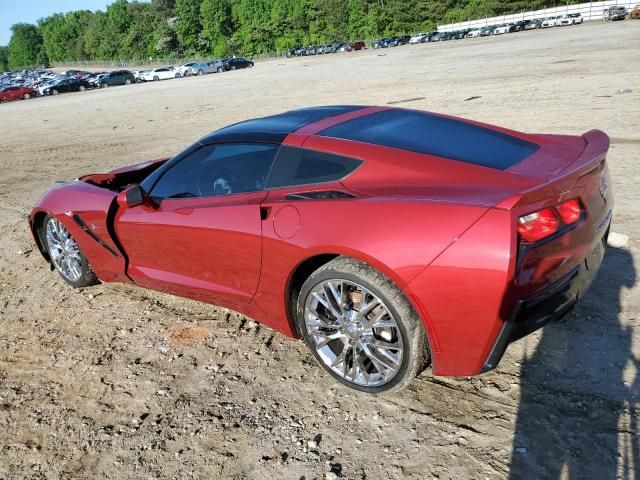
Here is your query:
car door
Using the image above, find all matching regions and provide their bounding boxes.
[115,142,279,307]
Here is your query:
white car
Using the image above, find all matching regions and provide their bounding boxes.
[493,25,510,35]
[132,70,148,82]
[541,16,561,28]
[409,33,427,44]
[560,13,583,25]
[174,62,196,76]
[466,29,482,38]
[142,67,177,81]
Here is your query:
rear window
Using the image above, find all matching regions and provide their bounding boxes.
[319,109,539,170]
[267,146,362,188]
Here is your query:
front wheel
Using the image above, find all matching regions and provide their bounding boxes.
[125,78,132,85]
[197,70,203,76]
[23,93,31,99]
[52,89,59,95]
[153,76,159,81]
[297,257,429,394]
[79,85,86,92]
[175,73,181,78]
[43,215,99,288]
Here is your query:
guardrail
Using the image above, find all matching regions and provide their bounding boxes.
[437,0,638,31]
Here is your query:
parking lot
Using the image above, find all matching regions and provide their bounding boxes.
[0,20,639,479]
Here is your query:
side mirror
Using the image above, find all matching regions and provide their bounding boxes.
[117,185,148,209]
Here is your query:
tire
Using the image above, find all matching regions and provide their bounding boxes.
[52,89,59,95]
[175,73,181,78]
[79,85,86,92]
[42,215,99,288]
[101,83,108,88]
[23,93,31,99]
[197,70,203,76]
[217,67,223,73]
[153,76,159,81]
[230,66,236,71]
[296,257,429,394]
[125,78,132,85]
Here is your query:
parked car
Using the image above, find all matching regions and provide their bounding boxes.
[466,29,482,38]
[0,85,35,102]
[514,20,531,30]
[603,6,627,21]
[559,13,583,25]
[541,16,561,28]
[223,57,254,71]
[189,62,217,76]
[42,78,91,95]
[142,67,177,81]
[29,105,613,393]
[175,63,197,76]
[37,78,64,95]
[480,26,497,36]
[409,33,428,44]
[525,19,543,29]
[98,70,135,88]
[347,41,366,51]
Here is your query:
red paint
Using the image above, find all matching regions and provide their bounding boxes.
[29,108,613,376]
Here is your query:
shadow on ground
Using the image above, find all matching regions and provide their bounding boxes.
[510,246,638,479]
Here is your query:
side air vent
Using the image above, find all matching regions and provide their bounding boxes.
[286,190,356,201]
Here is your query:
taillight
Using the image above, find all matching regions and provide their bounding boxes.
[555,199,582,224]
[517,208,559,243]
[517,198,584,243]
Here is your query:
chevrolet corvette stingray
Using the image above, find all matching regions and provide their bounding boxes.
[29,106,613,393]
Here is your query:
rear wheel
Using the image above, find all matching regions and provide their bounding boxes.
[43,216,98,288]
[217,67,223,73]
[197,70,203,76]
[296,257,429,394]
[125,78,132,85]
[175,73,182,78]
[79,85,86,92]
[52,89,59,95]
[23,93,31,99]
[153,75,159,81]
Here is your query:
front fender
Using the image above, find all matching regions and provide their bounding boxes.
[30,181,129,283]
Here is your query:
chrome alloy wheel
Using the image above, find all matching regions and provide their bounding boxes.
[45,217,83,283]
[304,279,404,387]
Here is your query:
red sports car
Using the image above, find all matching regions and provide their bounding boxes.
[29,106,613,393]
[0,85,35,102]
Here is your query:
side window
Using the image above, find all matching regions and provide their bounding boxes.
[266,146,362,189]
[150,143,278,200]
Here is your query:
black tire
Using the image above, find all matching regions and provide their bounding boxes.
[101,83,108,88]
[230,65,236,71]
[296,256,429,394]
[217,67,223,73]
[175,73,181,78]
[23,93,31,99]
[197,70,203,76]
[42,215,99,288]
[153,76,159,81]
[79,85,86,92]
[125,78,132,85]
[52,89,59,95]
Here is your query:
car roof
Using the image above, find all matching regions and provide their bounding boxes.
[200,106,365,144]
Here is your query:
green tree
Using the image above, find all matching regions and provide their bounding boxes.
[7,23,45,69]
[175,0,202,52]
[200,0,232,55]
[0,46,8,71]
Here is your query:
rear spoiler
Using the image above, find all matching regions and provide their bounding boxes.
[497,129,610,209]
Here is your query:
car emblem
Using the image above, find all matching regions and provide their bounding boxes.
[599,179,608,200]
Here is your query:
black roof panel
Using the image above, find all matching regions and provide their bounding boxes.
[319,109,539,170]
[200,106,364,145]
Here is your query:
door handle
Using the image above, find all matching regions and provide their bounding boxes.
[260,207,271,220]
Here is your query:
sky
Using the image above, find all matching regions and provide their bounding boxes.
[0,0,113,46]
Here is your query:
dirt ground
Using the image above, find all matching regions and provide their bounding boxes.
[1,21,639,480]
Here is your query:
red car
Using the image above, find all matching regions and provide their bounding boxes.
[29,106,612,393]
[0,85,35,102]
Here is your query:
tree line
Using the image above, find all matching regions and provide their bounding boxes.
[1,0,583,71]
